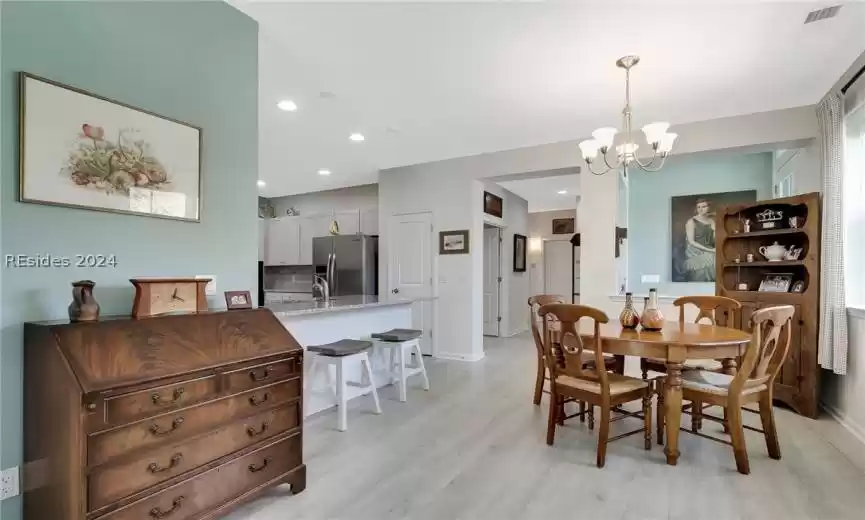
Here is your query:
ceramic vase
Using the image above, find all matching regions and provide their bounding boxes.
[619,292,640,329]
[640,288,665,331]
[69,280,100,322]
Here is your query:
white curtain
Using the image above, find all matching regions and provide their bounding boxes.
[817,92,848,375]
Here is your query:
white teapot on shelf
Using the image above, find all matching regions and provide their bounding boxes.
[758,241,788,262]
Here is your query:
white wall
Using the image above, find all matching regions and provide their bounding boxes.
[772,142,821,197]
[482,182,530,337]
[379,106,819,359]
[823,312,865,444]
[527,209,577,298]
[268,183,378,216]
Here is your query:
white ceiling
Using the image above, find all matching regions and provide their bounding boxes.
[235,1,865,198]
[498,175,580,213]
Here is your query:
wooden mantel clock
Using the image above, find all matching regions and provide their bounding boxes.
[130,277,210,318]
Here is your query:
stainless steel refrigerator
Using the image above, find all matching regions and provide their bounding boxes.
[313,235,378,296]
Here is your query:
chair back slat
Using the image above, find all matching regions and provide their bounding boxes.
[528,295,566,363]
[731,305,795,392]
[673,295,742,326]
[538,304,609,393]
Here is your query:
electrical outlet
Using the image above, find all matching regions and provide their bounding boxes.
[195,275,217,296]
[0,466,19,501]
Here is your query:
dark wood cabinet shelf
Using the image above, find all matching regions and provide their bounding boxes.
[722,260,805,268]
[716,192,820,419]
[726,228,806,239]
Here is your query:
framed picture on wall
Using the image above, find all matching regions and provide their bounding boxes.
[483,191,503,218]
[513,234,527,272]
[439,230,470,255]
[670,189,756,282]
[552,218,575,235]
[18,72,202,222]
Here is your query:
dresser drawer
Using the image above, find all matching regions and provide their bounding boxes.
[98,432,302,520]
[88,400,301,511]
[103,375,219,426]
[88,378,301,467]
[224,355,300,395]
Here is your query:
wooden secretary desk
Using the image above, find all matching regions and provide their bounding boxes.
[23,308,305,520]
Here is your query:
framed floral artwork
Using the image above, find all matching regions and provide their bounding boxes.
[18,72,202,221]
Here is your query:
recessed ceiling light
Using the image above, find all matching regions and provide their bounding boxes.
[349,133,365,142]
[277,100,297,112]
[318,169,331,176]
[557,190,568,195]
[257,180,266,188]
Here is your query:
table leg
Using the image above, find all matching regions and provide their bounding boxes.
[613,355,626,375]
[664,362,684,465]
[721,358,737,376]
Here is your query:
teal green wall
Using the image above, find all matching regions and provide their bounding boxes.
[0,3,258,518]
[627,152,773,296]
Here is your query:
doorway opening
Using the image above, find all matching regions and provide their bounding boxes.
[483,224,502,337]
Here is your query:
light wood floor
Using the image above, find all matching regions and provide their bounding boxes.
[225,333,865,520]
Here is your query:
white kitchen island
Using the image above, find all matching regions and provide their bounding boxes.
[267,295,434,417]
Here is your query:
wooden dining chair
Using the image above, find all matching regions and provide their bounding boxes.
[675,305,795,474]
[641,295,742,443]
[529,296,617,407]
[539,303,652,468]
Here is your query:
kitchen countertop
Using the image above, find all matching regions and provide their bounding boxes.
[264,295,436,318]
[266,295,436,318]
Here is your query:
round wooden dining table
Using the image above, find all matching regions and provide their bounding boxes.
[566,320,752,466]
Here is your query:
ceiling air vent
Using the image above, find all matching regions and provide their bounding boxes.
[804,5,842,24]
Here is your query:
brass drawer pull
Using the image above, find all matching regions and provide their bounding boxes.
[149,417,184,437]
[248,457,272,473]
[151,387,185,406]
[249,392,270,407]
[249,365,274,382]
[247,422,270,437]
[147,453,183,474]
[149,496,184,518]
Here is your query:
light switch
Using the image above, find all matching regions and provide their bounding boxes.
[641,274,660,284]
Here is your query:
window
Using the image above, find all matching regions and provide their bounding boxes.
[844,100,865,308]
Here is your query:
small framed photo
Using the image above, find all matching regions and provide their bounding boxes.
[439,230,470,255]
[758,273,793,293]
[224,290,252,310]
[790,280,806,293]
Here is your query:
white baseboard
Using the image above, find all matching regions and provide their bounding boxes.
[436,351,486,362]
[822,401,865,446]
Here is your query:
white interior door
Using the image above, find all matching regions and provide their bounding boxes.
[388,212,434,355]
[544,241,572,299]
[483,227,501,337]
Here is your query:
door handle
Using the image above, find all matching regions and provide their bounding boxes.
[393,288,400,294]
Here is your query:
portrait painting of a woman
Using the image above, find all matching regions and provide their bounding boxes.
[671,190,756,282]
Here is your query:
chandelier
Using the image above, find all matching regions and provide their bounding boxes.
[578,56,677,176]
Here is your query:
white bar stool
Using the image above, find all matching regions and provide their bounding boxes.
[371,329,430,402]
[306,339,381,432]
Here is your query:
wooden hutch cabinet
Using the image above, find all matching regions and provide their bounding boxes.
[715,192,821,418]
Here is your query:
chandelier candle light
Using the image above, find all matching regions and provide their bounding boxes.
[579,56,678,176]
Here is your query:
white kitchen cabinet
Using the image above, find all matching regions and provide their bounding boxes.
[258,219,266,261]
[298,214,333,265]
[334,210,360,235]
[360,208,378,235]
[265,217,300,266]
